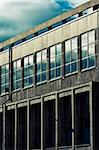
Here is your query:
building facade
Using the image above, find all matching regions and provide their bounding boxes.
[0,0,99,149]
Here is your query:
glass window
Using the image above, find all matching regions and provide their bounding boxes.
[36,49,47,84]
[65,37,78,75]
[13,59,21,90]
[81,30,95,70]
[24,55,34,88]
[50,44,62,80]
[1,64,9,94]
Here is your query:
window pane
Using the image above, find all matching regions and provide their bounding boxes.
[50,46,55,58]
[29,77,33,85]
[1,76,5,84]
[29,55,33,65]
[89,30,95,44]
[65,52,71,63]
[42,62,47,71]
[24,68,28,77]
[16,80,21,89]
[50,58,55,68]
[24,78,28,87]
[71,62,77,72]
[65,40,71,52]
[13,62,16,71]
[28,66,33,76]
[42,72,46,81]
[82,33,87,46]
[56,56,62,67]
[6,64,9,73]
[56,44,61,55]
[72,37,77,49]
[24,57,28,66]
[72,50,78,61]
[89,44,95,56]
[56,67,61,77]
[88,56,95,67]
[16,70,21,80]
[82,58,88,70]
[81,46,88,58]
[42,49,47,61]
[36,74,41,83]
[5,74,9,83]
[37,52,41,63]
[65,64,70,74]
[36,63,41,73]
[50,69,55,79]
[1,66,5,74]
[17,60,21,69]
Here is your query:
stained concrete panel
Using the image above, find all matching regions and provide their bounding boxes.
[62,24,70,41]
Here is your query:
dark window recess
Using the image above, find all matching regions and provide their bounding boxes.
[44,100,55,148]
[52,21,63,29]
[0,113,3,150]
[93,4,99,11]
[2,45,9,52]
[75,92,90,145]
[58,96,72,147]
[38,27,48,35]
[17,107,27,150]
[29,103,41,149]
[5,110,15,150]
[13,39,23,46]
[25,34,34,41]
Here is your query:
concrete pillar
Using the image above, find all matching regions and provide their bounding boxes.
[71,90,75,150]
[55,93,58,150]
[41,97,44,150]
[14,104,17,150]
[89,83,93,150]
[27,101,30,150]
[3,105,6,150]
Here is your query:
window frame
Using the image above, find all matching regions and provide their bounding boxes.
[49,43,63,81]
[0,63,9,95]
[65,37,78,76]
[12,59,22,91]
[36,49,48,85]
[23,54,34,88]
[81,30,96,71]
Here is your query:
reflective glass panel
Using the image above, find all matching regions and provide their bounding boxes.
[65,40,71,52]
[42,49,47,61]
[65,52,71,63]
[89,44,95,56]
[82,58,88,70]
[37,52,41,63]
[89,56,95,67]
[71,62,77,72]
[56,44,61,55]
[50,46,55,58]
[81,33,87,46]
[72,37,77,49]
[89,30,95,44]
[81,46,88,58]
[65,64,70,74]
[72,50,78,61]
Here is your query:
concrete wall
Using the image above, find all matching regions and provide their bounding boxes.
[0,11,97,64]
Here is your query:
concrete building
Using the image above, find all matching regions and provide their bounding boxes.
[0,0,99,149]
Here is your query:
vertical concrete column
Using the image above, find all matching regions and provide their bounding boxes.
[41,96,44,150]
[27,101,30,150]
[71,90,75,150]
[14,104,17,150]
[3,105,6,150]
[89,83,93,150]
[55,93,58,150]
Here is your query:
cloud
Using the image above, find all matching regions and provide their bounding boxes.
[0,0,89,42]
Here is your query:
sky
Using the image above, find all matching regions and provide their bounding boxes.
[0,0,89,42]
